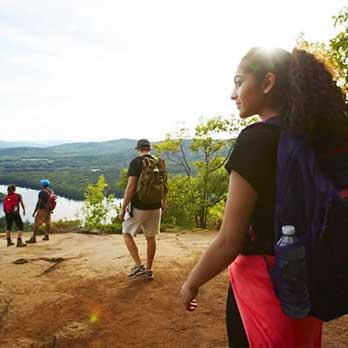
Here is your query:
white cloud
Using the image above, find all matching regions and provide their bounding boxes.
[0,0,345,141]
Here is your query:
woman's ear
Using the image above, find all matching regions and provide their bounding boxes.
[262,72,276,95]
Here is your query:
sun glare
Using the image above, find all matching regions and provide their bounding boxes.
[89,314,98,324]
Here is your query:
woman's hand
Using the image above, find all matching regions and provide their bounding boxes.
[181,281,198,312]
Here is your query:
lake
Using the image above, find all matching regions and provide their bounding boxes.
[0,185,122,223]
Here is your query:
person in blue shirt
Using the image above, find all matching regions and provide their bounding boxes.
[27,179,53,243]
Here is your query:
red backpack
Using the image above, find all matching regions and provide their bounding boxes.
[45,189,57,211]
[3,193,19,214]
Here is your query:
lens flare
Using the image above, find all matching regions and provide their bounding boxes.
[89,313,98,323]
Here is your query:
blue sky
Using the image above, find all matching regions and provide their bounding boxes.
[0,0,345,142]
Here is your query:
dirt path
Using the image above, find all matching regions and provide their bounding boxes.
[0,231,347,348]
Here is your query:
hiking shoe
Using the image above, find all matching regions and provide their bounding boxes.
[26,236,37,244]
[7,239,14,247]
[128,265,146,279]
[42,235,49,241]
[145,270,154,280]
[16,239,27,248]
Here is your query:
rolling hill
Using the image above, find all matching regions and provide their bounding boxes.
[0,140,70,149]
[0,138,230,200]
[0,139,138,200]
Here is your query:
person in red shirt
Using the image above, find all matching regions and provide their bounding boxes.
[3,184,26,247]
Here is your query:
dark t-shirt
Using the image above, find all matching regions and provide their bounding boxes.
[225,117,282,254]
[38,190,50,209]
[16,193,22,211]
[128,154,162,210]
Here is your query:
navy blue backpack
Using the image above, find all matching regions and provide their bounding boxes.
[270,122,348,322]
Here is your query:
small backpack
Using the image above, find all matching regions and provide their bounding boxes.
[271,125,348,322]
[45,189,57,211]
[136,156,168,204]
[3,193,19,214]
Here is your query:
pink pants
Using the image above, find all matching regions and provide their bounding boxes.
[228,255,323,348]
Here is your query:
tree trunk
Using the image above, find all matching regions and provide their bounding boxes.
[197,207,207,229]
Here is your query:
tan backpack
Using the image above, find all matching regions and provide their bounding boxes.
[136,156,168,204]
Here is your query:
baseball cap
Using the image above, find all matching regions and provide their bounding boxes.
[135,139,151,149]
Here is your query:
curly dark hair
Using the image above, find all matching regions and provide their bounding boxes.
[240,47,348,146]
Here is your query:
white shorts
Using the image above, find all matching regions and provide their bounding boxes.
[122,207,161,237]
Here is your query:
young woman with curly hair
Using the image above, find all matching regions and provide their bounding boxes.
[181,47,348,347]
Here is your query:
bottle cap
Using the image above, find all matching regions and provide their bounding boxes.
[282,225,295,236]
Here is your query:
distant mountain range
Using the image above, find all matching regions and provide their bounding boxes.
[0,140,73,149]
[0,138,137,157]
[0,138,141,200]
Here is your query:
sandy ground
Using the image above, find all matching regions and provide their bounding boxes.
[0,231,347,348]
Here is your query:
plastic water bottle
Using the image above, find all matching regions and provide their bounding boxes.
[275,225,311,319]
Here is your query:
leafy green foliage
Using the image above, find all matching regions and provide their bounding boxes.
[0,169,122,201]
[117,168,129,191]
[50,220,81,230]
[189,117,233,228]
[157,116,253,229]
[83,175,117,229]
[162,175,197,227]
[297,34,342,82]
[207,200,225,229]
[87,223,122,234]
[297,6,348,93]
[330,6,348,91]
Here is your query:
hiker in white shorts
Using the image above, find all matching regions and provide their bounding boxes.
[118,139,167,280]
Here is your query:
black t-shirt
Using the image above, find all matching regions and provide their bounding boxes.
[15,193,22,210]
[38,190,50,209]
[128,154,162,210]
[225,117,282,254]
